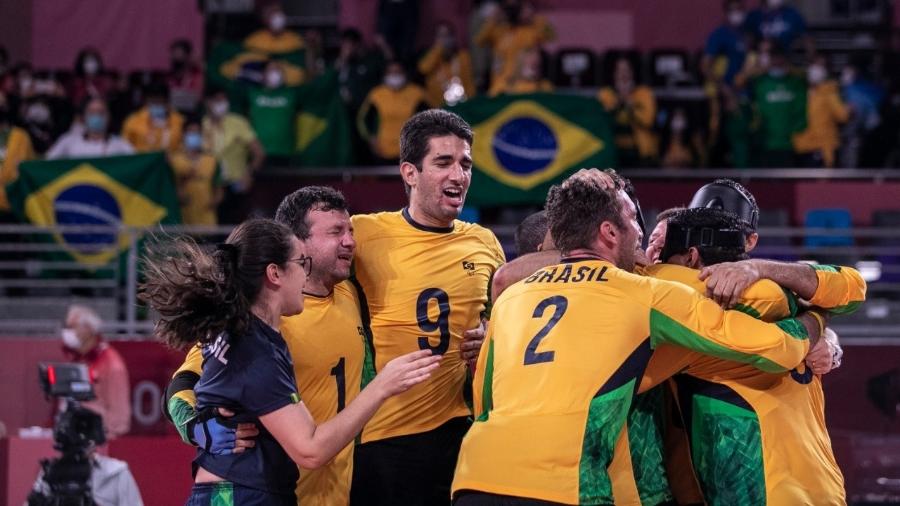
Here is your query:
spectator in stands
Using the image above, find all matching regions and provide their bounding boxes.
[121,82,184,152]
[661,107,703,168]
[488,47,552,96]
[244,2,304,57]
[336,28,386,114]
[0,99,36,217]
[747,45,805,167]
[203,88,265,225]
[46,98,134,159]
[476,0,554,93]
[169,117,223,225]
[792,56,850,168]
[418,21,475,107]
[6,62,36,106]
[246,60,298,160]
[356,61,427,162]
[702,0,750,87]
[19,95,58,155]
[745,0,811,52]
[734,38,775,90]
[69,47,114,106]
[61,304,131,439]
[0,46,7,77]
[599,57,658,167]
[839,61,884,168]
[377,0,419,65]
[468,1,500,93]
[167,39,204,114]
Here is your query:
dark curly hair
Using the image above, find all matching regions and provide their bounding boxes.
[546,169,626,256]
[275,186,349,239]
[138,219,296,349]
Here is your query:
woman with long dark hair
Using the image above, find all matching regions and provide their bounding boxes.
[140,219,441,505]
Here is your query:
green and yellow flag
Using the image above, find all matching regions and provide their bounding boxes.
[5,152,181,265]
[450,93,617,206]
[294,69,353,167]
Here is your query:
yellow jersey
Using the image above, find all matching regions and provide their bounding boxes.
[452,259,811,505]
[168,151,221,225]
[356,85,427,159]
[639,263,866,506]
[351,209,505,442]
[169,281,369,506]
[121,107,185,152]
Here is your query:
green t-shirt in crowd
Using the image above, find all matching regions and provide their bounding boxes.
[248,86,298,157]
[751,73,807,151]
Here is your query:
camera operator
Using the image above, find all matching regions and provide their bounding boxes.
[60,305,131,439]
[29,364,143,506]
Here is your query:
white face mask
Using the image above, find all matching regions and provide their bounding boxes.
[384,74,406,89]
[61,328,81,350]
[807,65,826,84]
[728,10,745,26]
[840,68,855,86]
[671,116,687,132]
[768,0,784,7]
[210,100,229,117]
[83,57,100,76]
[265,70,283,88]
[269,12,287,32]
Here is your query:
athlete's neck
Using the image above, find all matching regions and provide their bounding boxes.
[406,202,453,229]
[302,275,336,297]
[562,248,617,266]
[250,298,281,331]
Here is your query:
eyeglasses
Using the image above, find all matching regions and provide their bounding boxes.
[287,255,312,276]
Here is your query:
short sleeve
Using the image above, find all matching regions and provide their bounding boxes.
[234,116,257,143]
[239,349,299,416]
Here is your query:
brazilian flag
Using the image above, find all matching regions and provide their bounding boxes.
[5,152,181,266]
[206,40,305,107]
[294,69,353,166]
[450,93,617,206]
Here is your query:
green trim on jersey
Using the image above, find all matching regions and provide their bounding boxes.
[774,318,809,340]
[732,303,762,319]
[691,395,765,506]
[579,379,633,505]
[477,339,495,422]
[649,309,799,373]
[167,396,198,445]
[627,386,674,505]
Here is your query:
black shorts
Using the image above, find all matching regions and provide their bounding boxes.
[453,491,574,506]
[350,416,471,506]
[185,482,294,506]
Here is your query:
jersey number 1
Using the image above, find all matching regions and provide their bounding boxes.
[524,295,568,365]
[331,357,346,412]
[417,288,451,355]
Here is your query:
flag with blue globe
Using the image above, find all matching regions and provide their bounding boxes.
[6,152,181,265]
[450,93,617,206]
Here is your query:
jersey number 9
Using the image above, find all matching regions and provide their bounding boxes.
[417,288,451,355]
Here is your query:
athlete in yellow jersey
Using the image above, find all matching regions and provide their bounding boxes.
[632,206,865,506]
[165,186,372,505]
[452,170,825,506]
[349,110,505,506]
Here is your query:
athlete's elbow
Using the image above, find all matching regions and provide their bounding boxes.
[297,455,328,470]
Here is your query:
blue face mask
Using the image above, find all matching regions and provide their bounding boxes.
[85,113,107,133]
[149,104,167,120]
[184,132,203,151]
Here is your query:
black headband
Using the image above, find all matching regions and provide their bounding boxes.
[659,223,745,263]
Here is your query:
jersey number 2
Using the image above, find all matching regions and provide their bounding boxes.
[417,288,451,355]
[524,296,568,365]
